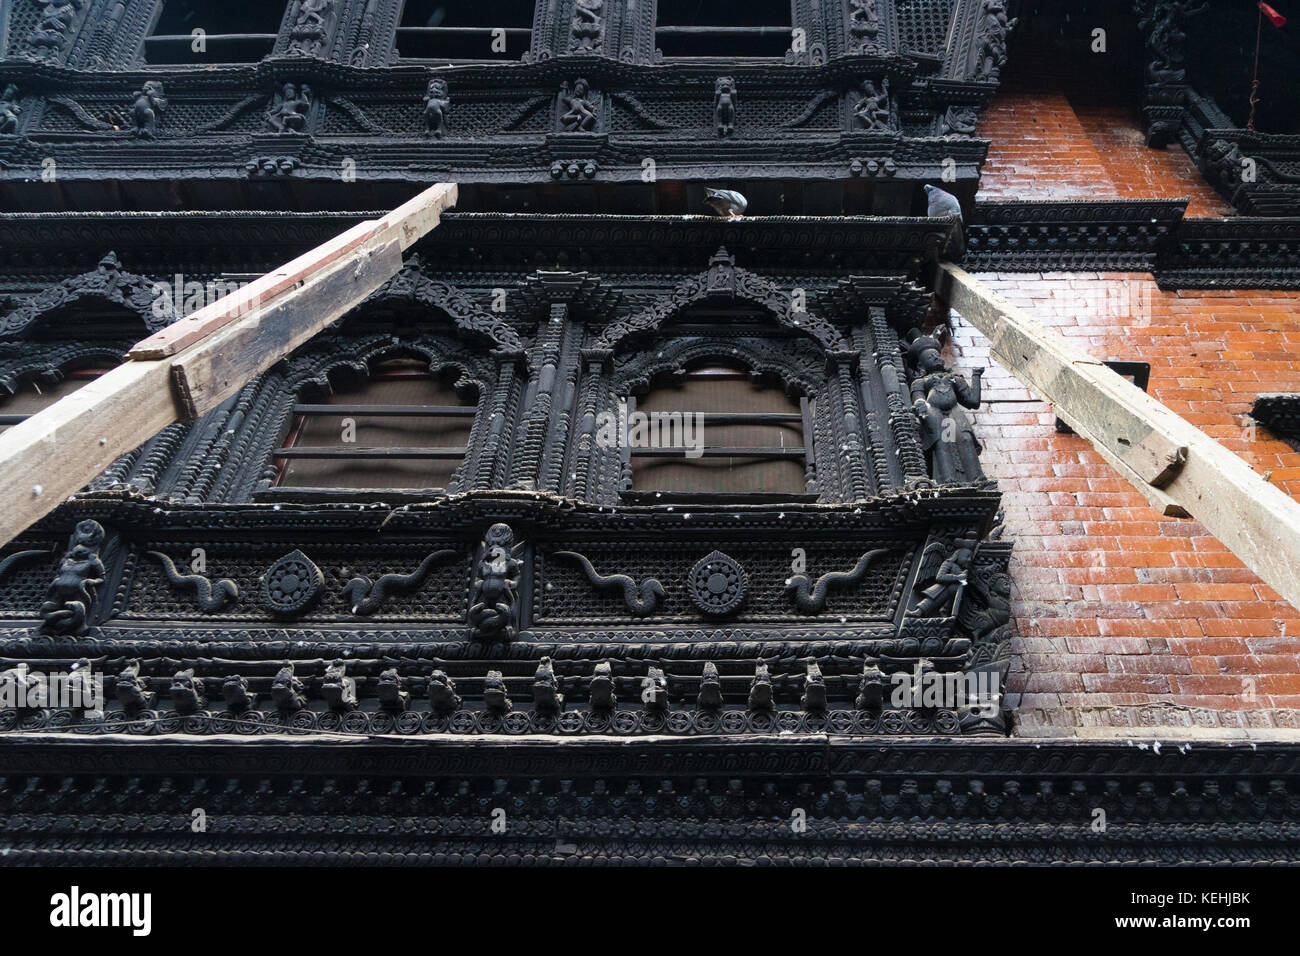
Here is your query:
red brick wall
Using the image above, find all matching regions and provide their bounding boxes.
[958,76,1300,736]
[951,274,1300,736]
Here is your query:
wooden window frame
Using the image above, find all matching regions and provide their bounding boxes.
[620,366,818,504]
[0,368,111,429]
[269,365,477,494]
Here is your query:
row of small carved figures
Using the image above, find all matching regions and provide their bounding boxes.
[0,776,1289,823]
[0,656,983,720]
[0,74,924,142]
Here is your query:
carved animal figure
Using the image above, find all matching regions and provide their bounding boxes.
[553,550,665,616]
[427,669,462,713]
[714,76,737,137]
[169,668,205,714]
[322,661,356,712]
[222,674,256,712]
[590,661,616,709]
[748,662,773,711]
[131,80,166,138]
[422,77,450,137]
[377,667,410,711]
[785,549,888,614]
[271,664,307,711]
[801,662,827,712]
[145,551,239,612]
[115,659,153,712]
[342,549,457,614]
[468,523,522,641]
[532,657,564,713]
[39,519,106,636]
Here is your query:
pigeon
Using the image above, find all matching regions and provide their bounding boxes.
[704,187,748,218]
[923,183,965,260]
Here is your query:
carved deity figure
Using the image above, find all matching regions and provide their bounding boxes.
[467,523,523,641]
[289,0,332,55]
[423,77,450,137]
[29,0,83,55]
[907,333,985,484]
[848,0,880,49]
[570,0,604,53]
[853,78,892,131]
[266,83,312,133]
[131,80,166,139]
[714,76,737,138]
[941,104,978,136]
[39,519,106,636]
[974,0,1018,82]
[0,85,21,134]
[1136,0,1208,85]
[907,538,977,617]
[559,78,598,132]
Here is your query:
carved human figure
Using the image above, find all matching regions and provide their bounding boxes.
[714,76,737,137]
[559,78,598,132]
[467,523,522,641]
[289,0,332,55]
[853,78,892,131]
[39,519,106,636]
[131,80,166,138]
[267,83,312,133]
[848,0,880,49]
[0,85,21,134]
[907,333,985,484]
[570,0,604,53]
[941,104,978,136]
[974,0,1018,82]
[29,0,83,55]
[1136,0,1207,85]
[907,538,977,617]
[423,77,450,137]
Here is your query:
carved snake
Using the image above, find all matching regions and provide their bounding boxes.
[553,551,666,617]
[144,551,239,612]
[343,549,459,615]
[785,548,889,614]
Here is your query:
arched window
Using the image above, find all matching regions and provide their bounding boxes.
[397,0,534,61]
[272,357,478,492]
[656,0,791,57]
[624,362,812,500]
[0,368,108,435]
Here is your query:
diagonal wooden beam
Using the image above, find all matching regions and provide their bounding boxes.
[935,262,1300,613]
[0,183,457,547]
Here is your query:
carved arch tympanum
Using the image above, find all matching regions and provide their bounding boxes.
[595,247,847,353]
[0,252,163,339]
[359,254,524,352]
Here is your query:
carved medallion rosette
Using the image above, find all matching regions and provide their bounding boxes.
[687,550,748,617]
[259,550,324,617]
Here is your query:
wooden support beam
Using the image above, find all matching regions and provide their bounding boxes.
[0,183,457,546]
[935,262,1300,613]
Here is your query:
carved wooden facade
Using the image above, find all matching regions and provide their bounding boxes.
[0,0,1297,866]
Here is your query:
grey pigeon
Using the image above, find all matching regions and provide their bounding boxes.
[923,184,964,260]
[704,187,748,218]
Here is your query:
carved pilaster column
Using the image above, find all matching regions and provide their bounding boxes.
[508,303,573,489]
[473,349,526,490]
[870,307,927,484]
[568,348,612,501]
[827,349,870,500]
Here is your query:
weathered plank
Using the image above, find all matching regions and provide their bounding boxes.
[0,361,178,544]
[129,182,457,360]
[936,262,1300,612]
[0,183,458,547]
